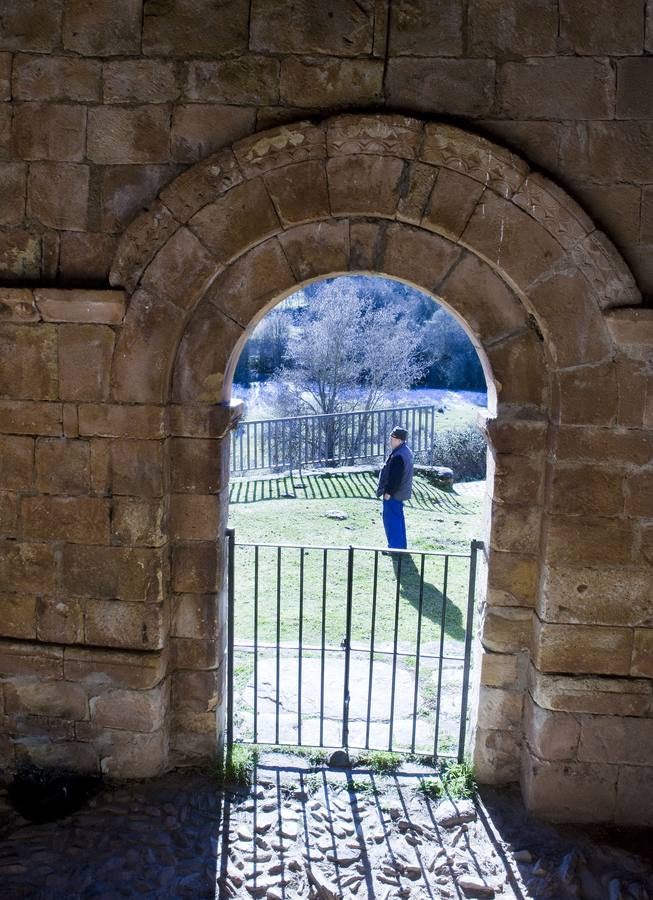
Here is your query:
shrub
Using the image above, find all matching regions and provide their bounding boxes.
[427,424,486,482]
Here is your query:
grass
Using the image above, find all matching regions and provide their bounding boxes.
[216,744,259,787]
[417,760,476,800]
[356,750,403,774]
[228,471,484,648]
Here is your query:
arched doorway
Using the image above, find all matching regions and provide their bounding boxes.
[108,114,643,821]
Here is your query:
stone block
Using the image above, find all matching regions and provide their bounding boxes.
[0,492,18,535]
[169,438,223,493]
[87,107,170,164]
[280,57,383,108]
[499,58,614,120]
[173,669,217,711]
[386,59,495,117]
[0,639,63,678]
[186,57,279,104]
[98,727,168,778]
[106,439,165,498]
[35,437,90,494]
[189,179,280,268]
[58,324,115,402]
[616,767,653,827]
[111,498,166,548]
[618,58,653,120]
[62,546,165,602]
[205,239,296,332]
[172,594,218,640]
[0,593,37,639]
[533,619,633,676]
[582,122,653,183]
[327,155,404,218]
[579,715,653,766]
[0,163,27,226]
[250,0,373,55]
[22,496,110,545]
[91,685,166,732]
[468,0,558,56]
[0,229,41,281]
[524,701,580,761]
[103,59,180,103]
[63,405,79,439]
[0,435,34,490]
[170,104,255,164]
[37,596,84,644]
[554,364,619,426]
[521,749,618,823]
[159,148,242,223]
[531,669,652,717]
[170,636,219,670]
[140,227,216,312]
[28,162,89,230]
[169,495,219,541]
[14,103,86,161]
[473,727,521,784]
[540,565,652,628]
[476,685,523,731]
[550,466,624,517]
[5,679,87,720]
[143,0,249,56]
[0,324,58,400]
[62,0,142,55]
[15,738,99,774]
[545,516,633,567]
[605,309,653,349]
[13,54,101,101]
[64,645,166,690]
[100,165,181,234]
[84,600,165,650]
[278,220,349,283]
[326,113,422,160]
[570,184,641,248]
[171,542,219,594]
[35,290,126,324]
[382,223,461,293]
[488,452,543,508]
[0,400,63,436]
[171,302,243,404]
[560,0,644,55]
[631,629,653,677]
[0,51,8,99]
[78,404,165,439]
[264,161,330,228]
[167,401,243,439]
[234,121,325,178]
[421,169,484,243]
[59,233,118,283]
[482,607,532,653]
[0,288,39,323]
[395,161,438,225]
[480,651,520,688]
[488,503,541,555]
[389,0,462,55]
[0,1,62,51]
[486,552,539,607]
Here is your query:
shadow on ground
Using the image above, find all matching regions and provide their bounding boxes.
[391,553,466,640]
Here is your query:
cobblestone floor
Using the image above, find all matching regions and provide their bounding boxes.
[0,761,651,899]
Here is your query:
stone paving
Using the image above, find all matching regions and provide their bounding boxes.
[0,761,651,900]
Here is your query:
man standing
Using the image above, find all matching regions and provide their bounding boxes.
[376,426,414,550]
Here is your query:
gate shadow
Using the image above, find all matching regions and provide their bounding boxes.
[391,554,466,642]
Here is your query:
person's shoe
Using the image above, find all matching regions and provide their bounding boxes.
[381,550,392,556]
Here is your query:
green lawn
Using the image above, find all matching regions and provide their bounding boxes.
[228,471,484,648]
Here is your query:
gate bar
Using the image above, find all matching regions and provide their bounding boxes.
[457,539,482,762]
[341,546,354,749]
[226,527,235,751]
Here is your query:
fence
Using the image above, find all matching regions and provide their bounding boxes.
[230,404,437,475]
[226,529,482,760]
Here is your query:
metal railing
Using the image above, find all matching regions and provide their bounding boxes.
[230,404,437,475]
[226,529,482,760]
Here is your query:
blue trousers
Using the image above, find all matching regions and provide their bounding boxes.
[382,498,407,549]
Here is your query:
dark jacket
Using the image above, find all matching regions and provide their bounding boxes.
[376,442,414,501]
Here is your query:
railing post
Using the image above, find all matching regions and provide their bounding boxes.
[225,527,236,752]
[341,546,354,750]
[457,539,482,762]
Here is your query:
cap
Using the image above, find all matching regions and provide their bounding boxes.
[391,426,408,441]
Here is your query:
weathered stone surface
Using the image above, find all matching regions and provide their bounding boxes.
[0,593,37,639]
[250,0,374,55]
[616,766,653,826]
[63,0,141,55]
[0,435,34,490]
[605,308,653,349]
[88,107,170,164]
[550,465,624,517]
[0,51,9,99]
[422,169,484,243]
[480,651,519,688]
[172,594,218,639]
[170,104,255,164]
[13,54,101,101]
[101,165,180,235]
[22,496,110,545]
[0,163,27,226]
[468,0,558,56]
[140,227,216,311]
[383,223,461,292]
[36,290,125,325]
[264,161,329,227]
[64,645,166,690]
[233,122,326,178]
[143,0,249,56]
[554,363,619,426]
[37,595,83,644]
[631,629,653,677]
[159,148,242,222]
[0,492,18,536]
[486,551,539,607]
[279,220,349,283]
[169,438,223,494]
[476,685,523,731]
[28,162,89,230]
[280,57,383,107]
[489,501,541,555]
[85,600,165,650]
[390,0,463,56]
[524,701,580,761]
[5,679,87,719]
[534,619,634,676]
[106,440,165,498]
[91,685,166,732]
[482,606,532,653]
[169,495,219,541]
[171,542,218,593]
[499,58,614,120]
[560,0,644,55]
[387,59,496,117]
[0,1,63,52]
[327,155,404,218]
[579,715,653,766]
[0,288,38,323]
[103,60,180,103]
[112,498,166,548]
[62,546,164,601]
[473,726,521,784]
[0,542,57,594]
[58,324,115,402]
[59,233,118,283]
[541,565,652,627]
[78,404,165,439]
[36,438,90,494]
[545,516,633,567]
[186,57,279,105]
[0,400,63,436]
[14,103,86,161]
[489,451,543,507]
[531,668,652,717]
[521,751,618,823]
[0,324,58,400]
[0,230,41,281]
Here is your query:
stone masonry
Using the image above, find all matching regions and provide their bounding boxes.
[0,2,652,827]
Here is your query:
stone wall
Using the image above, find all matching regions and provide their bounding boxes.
[0,1,652,825]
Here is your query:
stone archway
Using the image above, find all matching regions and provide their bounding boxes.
[106,114,649,823]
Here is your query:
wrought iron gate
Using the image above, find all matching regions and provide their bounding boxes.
[226,529,482,762]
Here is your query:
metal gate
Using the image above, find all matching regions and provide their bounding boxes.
[226,529,482,762]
